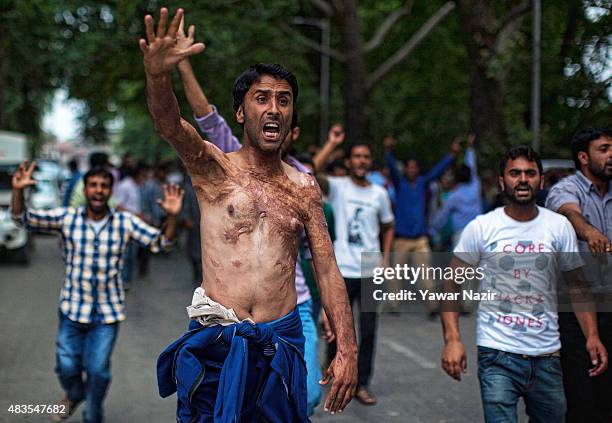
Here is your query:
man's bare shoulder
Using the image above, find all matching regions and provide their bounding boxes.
[281,162,316,190]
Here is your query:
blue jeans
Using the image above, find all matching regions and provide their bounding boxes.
[297,300,322,416]
[477,346,566,423]
[55,312,119,423]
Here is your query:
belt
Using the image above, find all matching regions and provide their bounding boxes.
[518,350,561,359]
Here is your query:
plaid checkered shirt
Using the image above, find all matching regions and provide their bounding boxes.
[16,207,173,324]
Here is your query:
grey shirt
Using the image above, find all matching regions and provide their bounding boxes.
[546,171,612,293]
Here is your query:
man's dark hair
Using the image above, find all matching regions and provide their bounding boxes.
[123,165,138,179]
[570,127,612,169]
[499,145,543,176]
[232,63,299,124]
[455,164,471,183]
[346,142,372,157]
[83,167,114,186]
[403,156,421,170]
[89,152,109,168]
[68,159,79,173]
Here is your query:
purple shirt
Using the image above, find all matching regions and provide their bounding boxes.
[195,106,312,304]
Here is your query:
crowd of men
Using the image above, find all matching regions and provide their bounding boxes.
[9,6,611,423]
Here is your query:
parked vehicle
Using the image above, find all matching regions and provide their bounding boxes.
[0,131,30,263]
[537,159,576,206]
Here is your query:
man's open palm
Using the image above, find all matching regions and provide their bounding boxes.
[158,184,184,217]
[139,8,204,76]
[12,160,37,190]
[176,16,202,52]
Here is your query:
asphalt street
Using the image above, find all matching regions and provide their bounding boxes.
[0,235,496,423]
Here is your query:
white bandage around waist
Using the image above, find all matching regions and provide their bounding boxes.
[187,287,255,327]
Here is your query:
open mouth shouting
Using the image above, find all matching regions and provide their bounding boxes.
[513,185,532,198]
[262,121,281,141]
[90,196,106,209]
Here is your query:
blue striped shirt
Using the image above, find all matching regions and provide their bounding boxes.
[17,207,173,324]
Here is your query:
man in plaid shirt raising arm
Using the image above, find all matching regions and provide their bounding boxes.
[11,161,183,423]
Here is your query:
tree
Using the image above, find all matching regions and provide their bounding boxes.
[0,0,65,151]
[454,0,611,158]
[290,0,456,144]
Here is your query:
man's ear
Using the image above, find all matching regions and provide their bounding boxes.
[577,151,589,168]
[292,126,300,141]
[539,175,544,190]
[236,106,244,124]
[498,176,505,193]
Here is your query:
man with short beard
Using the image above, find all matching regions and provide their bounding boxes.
[172,18,323,415]
[314,137,395,405]
[140,8,357,422]
[11,163,182,423]
[545,127,612,422]
[440,145,607,423]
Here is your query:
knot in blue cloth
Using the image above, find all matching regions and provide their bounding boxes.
[157,308,308,422]
[222,322,277,356]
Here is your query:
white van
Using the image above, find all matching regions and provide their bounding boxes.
[0,131,30,263]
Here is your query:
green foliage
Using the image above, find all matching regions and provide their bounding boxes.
[1,0,609,167]
[0,0,64,151]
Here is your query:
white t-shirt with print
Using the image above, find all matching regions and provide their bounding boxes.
[454,206,582,355]
[328,176,394,278]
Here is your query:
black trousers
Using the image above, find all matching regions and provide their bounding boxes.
[559,312,612,423]
[327,277,378,388]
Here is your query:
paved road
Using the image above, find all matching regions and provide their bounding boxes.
[1,235,491,423]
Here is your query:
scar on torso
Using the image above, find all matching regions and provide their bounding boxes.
[193,154,313,249]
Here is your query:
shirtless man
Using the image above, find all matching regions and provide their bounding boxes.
[139,8,357,422]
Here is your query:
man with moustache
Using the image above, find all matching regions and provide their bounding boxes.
[11,162,182,423]
[140,8,357,422]
[172,17,323,415]
[314,135,395,405]
[545,127,612,422]
[440,145,607,423]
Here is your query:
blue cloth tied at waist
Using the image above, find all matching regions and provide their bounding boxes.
[157,308,308,423]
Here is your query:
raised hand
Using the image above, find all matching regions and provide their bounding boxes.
[139,8,205,76]
[450,136,461,156]
[467,133,476,147]
[383,135,396,151]
[157,184,184,217]
[328,123,345,145]
[176,16,202,52]
[12,160,37,190]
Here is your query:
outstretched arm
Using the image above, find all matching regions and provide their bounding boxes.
[175,17,242,153]
[303,182,357,414]
[176,18,213,117]
[11,160,36,216]
[157,183,184,243]
[464,134,478,184]
[140,8,209,171]
[12,160,66,232]
[423,137,460,183]
[559,204,611,253]
[546,179,612,253]
[313,124,345,172]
